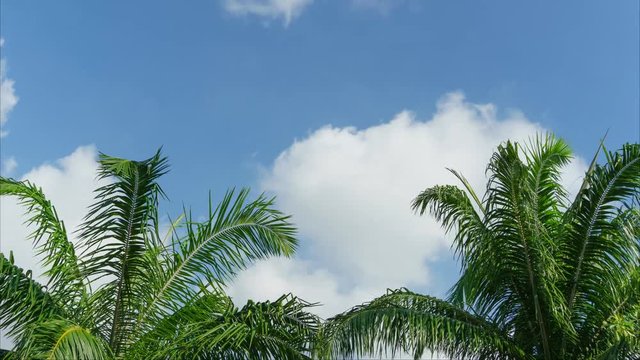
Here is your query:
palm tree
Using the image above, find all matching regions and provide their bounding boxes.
[319,135,639,359]
[0,150,319,359]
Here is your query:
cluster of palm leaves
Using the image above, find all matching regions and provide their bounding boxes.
[1,135,638,359]
[320,136,639,359]
[0,151,318,359]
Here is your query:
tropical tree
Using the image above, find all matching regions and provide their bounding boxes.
[0,150,319,359]
[319,135,640,359]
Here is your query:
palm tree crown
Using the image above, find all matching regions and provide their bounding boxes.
[320,135,639,359]
[0,150,318,359]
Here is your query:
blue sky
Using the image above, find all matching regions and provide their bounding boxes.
[1,0,639,323]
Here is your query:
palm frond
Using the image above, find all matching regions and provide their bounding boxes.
[411,183,497,313]
[561,143,640,330]
[521,134,575,346]
[483,140,566,357]
[2,148,311,359]
[12,319,112,360]
[126,289,230,358]
[523,133,571,221]
[132,292,318,360]
[446,168,486,215]
[0,177,85,306]
[320,288,528,360]
[0,253,63,340]
[573,208,640,358]
[77,149,168,355]
[412,183,486,268]
[569,130,608,211]
[133,189,297,336]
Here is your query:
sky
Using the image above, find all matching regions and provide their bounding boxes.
[0,0,639,352]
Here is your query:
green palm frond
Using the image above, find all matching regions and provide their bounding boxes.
[586,268,640,358]
[12,319,112,360]
[483,140,563,357]
[412,183,486,262]
[128,289,234,358]
[574,208,640,358]
[561,143,640,333]
[77,150,168,355]
[0,253,63,340]
[132,293,318,360]
[0,178,85,307]
[523,134,572,214]
[521,134,575,347]
[187,294,318,360]
[411,183,497,312]
[319,288,528,360]
[134,189,297,336]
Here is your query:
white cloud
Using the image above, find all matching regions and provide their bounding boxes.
[0,38,19,138]
[228,92,587,321]
[223,0,313,26]
[228,258,381,319]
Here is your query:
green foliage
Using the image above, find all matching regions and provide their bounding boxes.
[0,150,318,359]
[321,135,640,359]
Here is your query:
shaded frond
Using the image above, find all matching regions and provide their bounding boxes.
[13,319,112,360]
[133,292,318,360]
[0,253,63,340]
[320,288,528,360]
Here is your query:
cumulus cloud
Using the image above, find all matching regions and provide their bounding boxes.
[228,258,381,319]
[223,0,313,26]
[0,38,19,138]
[228,92,587,320]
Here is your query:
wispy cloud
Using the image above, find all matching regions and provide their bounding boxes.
[222,0,416,25]
[223,0,313,26]
[0,38,19,138]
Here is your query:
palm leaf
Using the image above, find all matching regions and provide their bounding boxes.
[132,292,318,360]
[0,177,85,306]
[0,253,63,340]
[412,183,495,310]
[561,144,640,335]
[483,141,564,357]
[12,319,112,360]
[77,149,168,355]
[573,207,640,358]
[320,288,528,360]
[133,189,297,336]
